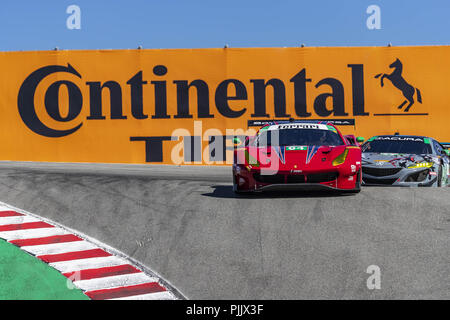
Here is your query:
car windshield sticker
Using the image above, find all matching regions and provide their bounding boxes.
[374,136,424,142]
[269,123,329,131]
[286,146,308,151]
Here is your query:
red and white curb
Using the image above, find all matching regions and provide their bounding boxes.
[0,201,184,300]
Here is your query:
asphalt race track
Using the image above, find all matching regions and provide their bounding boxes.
[0,161,449,299]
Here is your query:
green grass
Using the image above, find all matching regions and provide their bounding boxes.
[0,239,89,300]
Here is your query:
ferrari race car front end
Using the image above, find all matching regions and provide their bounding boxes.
[232,144,362,193]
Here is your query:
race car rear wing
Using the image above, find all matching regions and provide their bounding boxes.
[441,142,450,149]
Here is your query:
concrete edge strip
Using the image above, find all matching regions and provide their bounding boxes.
[0,201,186,300]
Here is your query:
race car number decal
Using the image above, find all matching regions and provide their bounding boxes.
[286,146,308,151]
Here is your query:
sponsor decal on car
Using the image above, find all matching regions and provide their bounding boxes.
[374,136,424,142]
[375,160,389,166]
[275,123,327,130]
[286,146,308,151]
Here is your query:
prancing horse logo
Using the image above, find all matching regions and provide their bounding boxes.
[375,58,422,112]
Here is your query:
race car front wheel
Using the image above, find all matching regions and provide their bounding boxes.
[437,164,443,187]
[233,174,245,194]
[355,169,362,192]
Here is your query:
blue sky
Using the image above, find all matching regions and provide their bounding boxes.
[0,0,449,51]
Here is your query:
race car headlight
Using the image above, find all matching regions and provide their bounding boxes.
[332,148,349,166]
[407,162,434,169]
[234,163,252,172]
[244,150,260,167]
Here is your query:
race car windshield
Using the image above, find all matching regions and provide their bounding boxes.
[254,129,344,147]
[361,139,432,154]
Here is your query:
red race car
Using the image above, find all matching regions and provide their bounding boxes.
[232,121,362,193]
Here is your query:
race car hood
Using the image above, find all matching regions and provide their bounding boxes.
[362,152,438,168]
[239,145,349,171]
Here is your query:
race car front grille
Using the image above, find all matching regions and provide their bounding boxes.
[286,175,306,183]
[405,169,430,182]
[306,172,339,183]
[253,173,285,184]
[254,172,338,184]
[363,177,397,185]
[362,166,402,177]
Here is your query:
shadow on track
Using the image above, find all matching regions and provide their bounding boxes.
[201,185,356,199]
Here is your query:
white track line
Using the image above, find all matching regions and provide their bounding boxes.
[21,241,97,256]
[49,256,129,274]
[0,227,68,240]
[0,216,40,225]
[110,291,177,300]
[73,273,158,291]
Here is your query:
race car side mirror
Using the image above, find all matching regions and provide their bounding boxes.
[356,137,365,143]
[443,149,450,157]
[232,137,242,146]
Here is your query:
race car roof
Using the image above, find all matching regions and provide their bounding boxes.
[257,120,339,131]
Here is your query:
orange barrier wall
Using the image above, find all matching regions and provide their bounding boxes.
[0,46,449,165]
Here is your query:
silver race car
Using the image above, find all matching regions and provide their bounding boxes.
[361,135,450,187]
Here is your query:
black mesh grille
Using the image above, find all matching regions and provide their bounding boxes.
[254,172,338,184]
[405,169,429,182]
[362,166,402,177]
[253,173,285,184]
[363,177,397,185]
[286,175,306,183]
[306,172,338,183]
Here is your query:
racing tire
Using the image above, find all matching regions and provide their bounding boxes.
[232,174,246,194]
[437,165,443,187]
